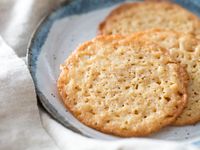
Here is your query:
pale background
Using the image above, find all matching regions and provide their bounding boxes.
[0,0,66,57]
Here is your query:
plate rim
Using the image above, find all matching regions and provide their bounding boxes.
[26,0,200,144]
[26,0,87,136]
[26,0,131,139]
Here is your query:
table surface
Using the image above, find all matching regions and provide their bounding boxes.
[0,0,66,57]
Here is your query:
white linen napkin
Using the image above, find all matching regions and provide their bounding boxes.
[42,111,199,150]
[0,36,58,150]
[0,35,199,150]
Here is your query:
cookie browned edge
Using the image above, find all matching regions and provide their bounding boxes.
[98,1,200,36]
[57,35,188,137]
[129,29,200,125]
[132,31,189,127]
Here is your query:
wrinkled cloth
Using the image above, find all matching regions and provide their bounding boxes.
[0,37,58,150]
[42,111,199,150]
[0,0,65,57]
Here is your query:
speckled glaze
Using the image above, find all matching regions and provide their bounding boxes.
[27,0,200,145]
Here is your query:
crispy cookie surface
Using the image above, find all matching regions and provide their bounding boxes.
[99,2,200,39]
[57,35,187,136]
[131,29,200,125]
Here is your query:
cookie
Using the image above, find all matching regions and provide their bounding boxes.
[99,2,200,39]
[130,29,200,125]
[57,35,187,136]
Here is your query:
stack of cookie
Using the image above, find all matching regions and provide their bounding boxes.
[57,2,200,137]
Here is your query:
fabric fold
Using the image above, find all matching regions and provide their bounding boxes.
[0,37,58,150]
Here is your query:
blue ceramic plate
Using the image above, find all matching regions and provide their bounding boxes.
[27,0,200,145]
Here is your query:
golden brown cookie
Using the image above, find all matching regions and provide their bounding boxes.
[99,2,200,39]
[57,35,187,136]
[130,29,200,125]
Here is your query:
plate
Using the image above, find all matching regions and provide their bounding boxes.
[27,0,200,145]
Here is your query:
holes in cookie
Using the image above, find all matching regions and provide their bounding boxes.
[187,48,195,52]
[121,104,125,107]
[115,114,120,118]
[135,84,139,89]
[194,92,198,95]
[125,86,130,90]
[120,52,125,55]
[102,68,106,71]
[74,86,81,91]
[193,64,197,68]
[76,111,82,117]
[118,79,123,83]
[97,90,101,94]
[98,101,102,105]
[111,93,116,97]
[104,106,109,110]
[123,79,126,82]
[96,72,100,76]
[139,56,143,59]
[156,55,161,59]
[131,63,135,66]
[156,80,161,85]
[143,115,147,119]
[134,110,139,115]
[164,96,171,102]
[125,121,128,125]
[89,84,93,88]
[84,99,89,103]
[106,120,110,124]
[183,64,188,69]
[153,108,157,112]
[90,109,95,115]
[177,91,183,97]
[165,115,173,118]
